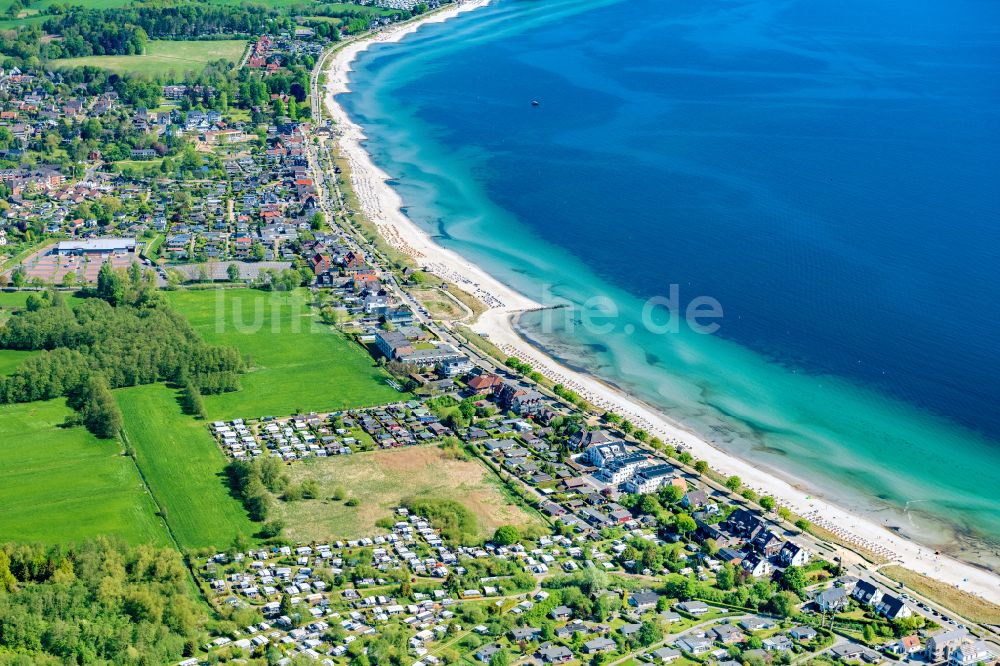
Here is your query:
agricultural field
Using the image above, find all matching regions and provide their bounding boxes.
[116,384,258,550]
[278,445,545,543]
[53,39,247,77]
[168,288,403,420]
[0,399,170,546]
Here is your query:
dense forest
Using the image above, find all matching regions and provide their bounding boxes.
[0,0,443,64]
[0,288,243,396]
[0,538,207,664]
[42,3,291,57]
[0,271,244,434]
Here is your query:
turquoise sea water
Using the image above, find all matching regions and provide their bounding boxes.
[340,0,1000,567]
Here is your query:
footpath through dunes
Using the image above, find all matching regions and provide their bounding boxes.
[0,398,171,546]
[167,288,404,420]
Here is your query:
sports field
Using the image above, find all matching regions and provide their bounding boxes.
[54,40,247,77]
[0,399,170,546]
[168,289,403,420]
[116,384,258,550]
[279,446,544,543]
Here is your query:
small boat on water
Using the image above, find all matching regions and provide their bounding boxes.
[531,100,540,106]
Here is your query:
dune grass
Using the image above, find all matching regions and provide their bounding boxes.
[880,565,1000,624]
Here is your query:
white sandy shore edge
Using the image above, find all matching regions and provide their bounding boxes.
[321,1,1000,606]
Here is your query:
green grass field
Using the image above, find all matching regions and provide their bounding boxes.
[0,349,36,374]
[116,384,258,550]
[280,446,545,543]
[0,399,171,546]
[168,289,403,419]
[53,40,247,77]
[0,292,29,308]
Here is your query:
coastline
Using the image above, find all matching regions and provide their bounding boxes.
[320,0,1000,606]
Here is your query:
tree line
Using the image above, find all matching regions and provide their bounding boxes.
[1,286,243,394]
[227,456,287,537]
[0,274,245,436]
[0,537,207,664]
[41,3,290,57]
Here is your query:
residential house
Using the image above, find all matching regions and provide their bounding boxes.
[710,625,745,645]
[888,635,921,656]
[926,629,970,662]
[790,627,817,642]
[676,601,710,616]
[950,640,997,666]
[682,490,710,510]
[537,643,573,664]
[495,382,544,416]
[763,636,793,652]
[740,618,776,632]
[873,594,912,621]
[569,428,615,451]
[583,638,616,654]
[467,372,503,395]
[648,648,681,664]
[750,529,784,557]
[675,636,713,655]
[851,580,884,607]
[727,509,764,537]
[779,542,810,567]
[740,553,771,578]
[549,605,572,621]
[813,586,849,612]
[629,590,660,611]
[310,252,332,276]
[475,644,502,663]
[510,627,541,642]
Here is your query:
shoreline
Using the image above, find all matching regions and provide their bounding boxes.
[320,0,1000,606]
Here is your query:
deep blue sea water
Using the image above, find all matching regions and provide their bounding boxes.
[341,0,1000,565]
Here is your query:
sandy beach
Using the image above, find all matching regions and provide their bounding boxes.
[321,1,1000,606]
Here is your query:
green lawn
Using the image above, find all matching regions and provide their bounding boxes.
[0,292,29,308]
[116,384,258,550]
[0,349,36,374]
[53,39,247,77]
[167,288,403,419]
[141,234,164,261]
[0,399,170,546]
